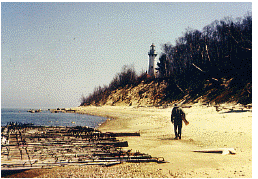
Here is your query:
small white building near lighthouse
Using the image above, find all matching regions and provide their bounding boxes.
[148,43,157,77]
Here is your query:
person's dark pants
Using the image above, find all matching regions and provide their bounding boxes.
[174,121,182,139]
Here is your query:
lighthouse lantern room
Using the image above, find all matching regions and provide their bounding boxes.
[148,43,157,77]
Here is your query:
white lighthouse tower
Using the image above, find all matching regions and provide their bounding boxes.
[148,43,157,77]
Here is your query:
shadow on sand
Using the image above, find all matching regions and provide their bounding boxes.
[158,135,186,141]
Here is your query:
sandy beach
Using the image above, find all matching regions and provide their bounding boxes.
[6,104,252,178]
[72,104,252,178]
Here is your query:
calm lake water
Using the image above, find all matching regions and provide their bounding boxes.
[1,108,107,128]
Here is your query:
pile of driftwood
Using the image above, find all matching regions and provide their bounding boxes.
[1,123,165,173]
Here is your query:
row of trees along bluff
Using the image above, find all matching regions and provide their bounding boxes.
[81,15,252,106]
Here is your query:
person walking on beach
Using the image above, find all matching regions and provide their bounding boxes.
[171,103,187,140]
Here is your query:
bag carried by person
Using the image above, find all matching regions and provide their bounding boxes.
[181,112,189,125]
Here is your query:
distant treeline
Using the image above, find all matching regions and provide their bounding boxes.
[81,14,252,106]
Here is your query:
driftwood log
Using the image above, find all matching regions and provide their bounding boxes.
[193,148,236,155]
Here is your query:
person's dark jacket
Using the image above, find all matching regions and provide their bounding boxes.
[171,107,185,124]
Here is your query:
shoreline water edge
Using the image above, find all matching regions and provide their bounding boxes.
[1,108,107,128]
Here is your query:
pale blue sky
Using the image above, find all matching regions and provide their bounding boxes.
[1,2,252,108]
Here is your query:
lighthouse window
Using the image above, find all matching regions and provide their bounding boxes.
[151,66,153,68]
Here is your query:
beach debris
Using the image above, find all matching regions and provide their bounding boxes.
[214,104,252,113]
[1,123,165,175]
[27,109,35,113]
[27,109,42,113]
[182,105,192,108]
[193,148,236,155]
[215,105,222,112]
[50,108,77,113]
